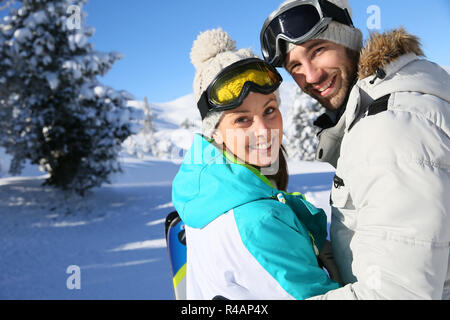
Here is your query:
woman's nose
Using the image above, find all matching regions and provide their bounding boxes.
[252,116,271,140]
[253,116,269,131]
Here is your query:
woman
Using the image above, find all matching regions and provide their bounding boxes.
[172,28,340,300]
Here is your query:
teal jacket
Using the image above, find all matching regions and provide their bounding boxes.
[172,134,340,299]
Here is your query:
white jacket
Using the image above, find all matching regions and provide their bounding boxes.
[311,29,450,299]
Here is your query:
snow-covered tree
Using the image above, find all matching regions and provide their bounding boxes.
[0,0,142,195]
[140,97,156,153]
[0,0,16,11]
[123,97,156,158]
[284,86,325,161]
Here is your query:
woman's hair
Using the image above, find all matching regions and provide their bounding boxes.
[264,145,289,191]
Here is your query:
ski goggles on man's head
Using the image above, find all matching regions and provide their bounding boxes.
[260,0,354,67]
[197,58,282,120]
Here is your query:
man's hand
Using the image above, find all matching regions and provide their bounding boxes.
[319,240,344,285]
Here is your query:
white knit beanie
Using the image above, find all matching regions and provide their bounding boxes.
[191,28,281,138]
[280,0,363,54]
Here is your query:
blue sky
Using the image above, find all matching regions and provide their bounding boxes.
[5,1,450,103]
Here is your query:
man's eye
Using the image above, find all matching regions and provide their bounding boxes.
[314,47,324,55]
[290,64,301,74]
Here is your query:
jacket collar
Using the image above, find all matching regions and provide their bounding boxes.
[347,29,425,123]
[346,28,450,131]
[357,28,424,81]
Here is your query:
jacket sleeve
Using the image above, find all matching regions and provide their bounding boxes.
[309,104,450,300]
[234,201,340,300]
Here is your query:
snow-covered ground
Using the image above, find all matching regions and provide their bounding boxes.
[0,154,179,299]
[0,82,335,300]
[0,155,334,300]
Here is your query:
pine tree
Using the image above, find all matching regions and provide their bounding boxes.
[123,97,156,158]
[141,97,156,154]
[285,87,325,161]
[0,0,142,195]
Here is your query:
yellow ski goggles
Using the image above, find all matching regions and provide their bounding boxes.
[197,58,282,119]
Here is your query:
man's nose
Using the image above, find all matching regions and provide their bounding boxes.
[303,61,323,84]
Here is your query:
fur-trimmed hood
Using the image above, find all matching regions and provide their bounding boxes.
[358,28,425,80]
[350,28,450,106]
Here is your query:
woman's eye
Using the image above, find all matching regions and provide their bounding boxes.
[235,117,249,124]
[265,107,276,116]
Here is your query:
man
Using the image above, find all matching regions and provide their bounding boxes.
[260,0,450,299]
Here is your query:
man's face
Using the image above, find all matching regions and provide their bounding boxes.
[285,39,358,111]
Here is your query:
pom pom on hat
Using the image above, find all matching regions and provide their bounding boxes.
[190,28,237,70]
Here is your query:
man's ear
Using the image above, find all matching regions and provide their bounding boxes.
[212,129,224,145]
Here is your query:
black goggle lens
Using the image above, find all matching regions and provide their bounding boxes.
[262,5,321,63]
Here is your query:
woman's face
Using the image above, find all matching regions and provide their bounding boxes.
[213,92,283,168]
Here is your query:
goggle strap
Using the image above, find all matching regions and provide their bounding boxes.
[197,91,211,120]
[319,0,354,27]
